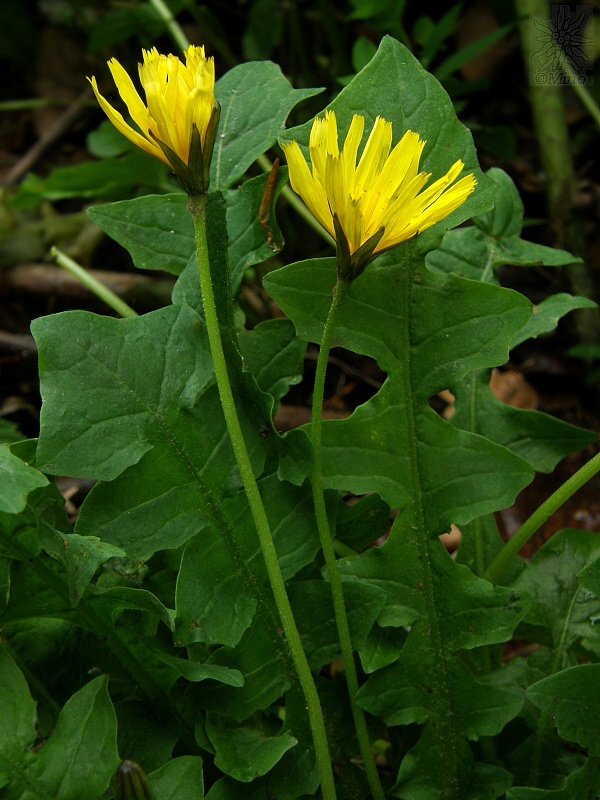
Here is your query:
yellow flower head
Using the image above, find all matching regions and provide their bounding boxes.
[89,46,219,194]
[282,110,477,280]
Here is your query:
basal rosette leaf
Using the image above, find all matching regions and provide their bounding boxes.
[192,616,289,723]
[513,529,600,659]
[286,579,386,670]
[206,777,268,800]
[345,533,529,716]
[27,677,119,800]
[87,193,194,276]
[426,168,582,284]
[393,725,513,800]
[506,756,600,800]
[37,526,126,605]
[501,530,600,790]
[174,475,320,648]
[527,665,600,756]
[0,649,119,800]
[451,371,595,474]
[147,756,204,800]
[206,712,296,783]
[0,647,37,789]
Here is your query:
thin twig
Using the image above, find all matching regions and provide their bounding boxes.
[3,88,92,187]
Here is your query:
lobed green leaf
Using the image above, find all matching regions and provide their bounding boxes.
[0,444,48,514]
[213,61,321,190]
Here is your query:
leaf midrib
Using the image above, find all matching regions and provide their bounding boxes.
[401,243,462,798]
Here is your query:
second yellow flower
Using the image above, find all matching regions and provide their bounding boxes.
[283,110,476,270]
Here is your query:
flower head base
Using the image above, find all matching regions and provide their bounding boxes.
[89,46,219,195]
[282,111,477,281]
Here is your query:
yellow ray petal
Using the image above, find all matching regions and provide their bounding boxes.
[106,59,151,142]
[87,76,166,164]
[354,116,392,192]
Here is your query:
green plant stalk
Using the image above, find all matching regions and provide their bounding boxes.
[51,247,138,319]
[188,193,337,800]
[310,277,386,800]
[147,0,189,52]
[516,0,600,342]
[484,450,600,585]
[552,44,600,130]
[0,98,54,111]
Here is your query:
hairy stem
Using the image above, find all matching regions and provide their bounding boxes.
[188,193,336,800]
[310,277,386,800]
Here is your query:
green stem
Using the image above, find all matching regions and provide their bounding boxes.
[484,450,600,585]
[310,277,386,800]
[51,247,138,319]
[147,0,189,52]
[516,0,600,343]
[188,194,336,800]
[553,45,600,131]
[0,98,54,111]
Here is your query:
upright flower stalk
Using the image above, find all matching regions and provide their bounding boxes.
[91,48,337,800]
[284,109,476,800]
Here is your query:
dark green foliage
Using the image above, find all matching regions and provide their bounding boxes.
[1,36,598,800]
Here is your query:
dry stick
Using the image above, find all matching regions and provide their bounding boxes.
[0,331,37,354]
[3,88,91,188]
[516,0,600,341]
[7,263,174,307]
